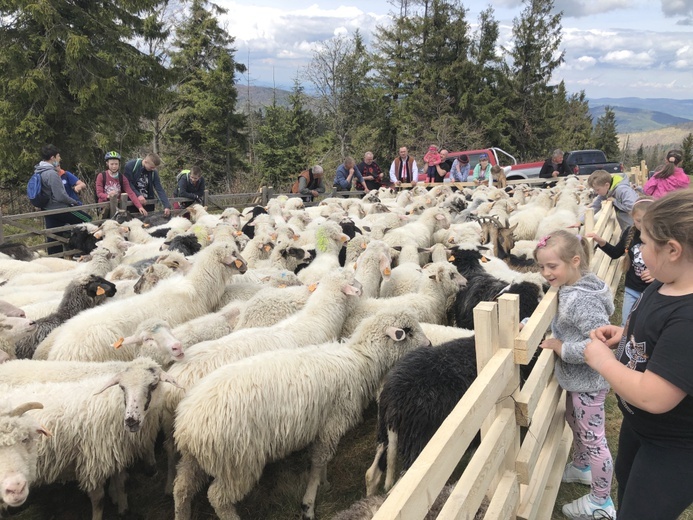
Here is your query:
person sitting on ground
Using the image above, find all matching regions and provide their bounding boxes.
[643,149,690,199]
[291,165,325,203]
[334,157,369,194]
[123,153,171,216]
[96,151,147,218]
[175,166,206,209]
[539,148,567,178]
[588,169,639,230]
[356,152,385,190]
[450,154,471,182]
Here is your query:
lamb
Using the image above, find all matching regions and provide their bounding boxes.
[1,359,180,520]
[342,262,465,337]
[382,207,450,252]
[172,309,431,520]
[297,220,350,285]
[365,337,477,495]
[13,275,117,360]
[353,240,392,298]
[332,482,488,520]
[42,242,247,362]
[0,402,51,515]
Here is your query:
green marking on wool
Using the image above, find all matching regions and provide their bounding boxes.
[316,227,330,253]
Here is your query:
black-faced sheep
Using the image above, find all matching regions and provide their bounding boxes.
[163,234,201,256]
[0,315,37,362]
[67,225,100,255]
[0,243,37,262]
[13,275,117,360]
[172,310,431,520]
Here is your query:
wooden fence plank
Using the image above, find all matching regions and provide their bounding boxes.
[514,288,558,364]
[483,471,519,520]
[436,409,515,520]
[514,349,555,427]
[535,424,573,520]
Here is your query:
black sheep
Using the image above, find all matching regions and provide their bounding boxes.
[366,337,478,495]
[67,226,99,255]
[338,219,361,267]
[164,234,201,257]
[241,206,268,239]
[14,274,117,359]
[149,227,171,238]
[0,243,37,262]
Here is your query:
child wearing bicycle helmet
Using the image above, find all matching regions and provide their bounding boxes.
[96,151,147,217]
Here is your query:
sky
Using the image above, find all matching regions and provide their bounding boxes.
[214,0,693,101]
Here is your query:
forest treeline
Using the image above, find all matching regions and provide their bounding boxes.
[1,0,691,197]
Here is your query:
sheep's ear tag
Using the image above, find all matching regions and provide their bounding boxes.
[113,337,125,349]
[308,283,318,292]
[383,267,391,276]
[361,242,367,249]
[234,231,243,237]
[293,235,300,241]
[481,256,489,263]
[448,255,455,262]
[234,259,244,269]
[96,286,106,296]
[277,284,287,289]
[353,262,358,270]
[264,245,272,252]
[143,223,150,228]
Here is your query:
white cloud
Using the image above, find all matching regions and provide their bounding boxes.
[601,49,656,67]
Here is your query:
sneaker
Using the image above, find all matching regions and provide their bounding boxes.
[562,463,592,485]
[562,494,616,520]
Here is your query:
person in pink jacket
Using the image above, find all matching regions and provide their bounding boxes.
[643,149,689,199]
[96,151,147,218]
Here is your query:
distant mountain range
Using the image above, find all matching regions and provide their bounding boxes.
[237,86,692,142]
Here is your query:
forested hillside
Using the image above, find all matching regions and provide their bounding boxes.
[0,0,681,197]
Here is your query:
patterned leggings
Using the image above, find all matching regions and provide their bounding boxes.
[565,389,613,502]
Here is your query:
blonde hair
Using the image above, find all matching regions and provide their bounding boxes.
[534,229,592,274]
[588,169,612,188]
[642,190,693,260]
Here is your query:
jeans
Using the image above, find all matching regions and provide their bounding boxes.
[621,286,642,327]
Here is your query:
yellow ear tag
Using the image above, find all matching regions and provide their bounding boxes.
[96,286,106,296]
[361,242,367,249]
[277,284,287,289]
[234,259,244,268]
[383,267,391,276]
[235,231,243,237]
[448,255,455,262]
[113,338,124,349]
[308,283,318,292]
[293,235,300,241]
[264,245,271,252]
[481,256,489,263]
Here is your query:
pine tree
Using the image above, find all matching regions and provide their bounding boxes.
[636,144,645,164]
[167,0,246,187]
[592,106,620,160]
[505,0,564,159]
[0,0,169,183]
[681,133,693,175]
[255,100,303,189]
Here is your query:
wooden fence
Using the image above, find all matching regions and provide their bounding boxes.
[371,201,623,520]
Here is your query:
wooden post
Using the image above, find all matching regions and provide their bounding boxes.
[640,160,648,185]
[203,189,209,207]
[119,193,128,212]
[261,186,269,206]
[0,205,4,245]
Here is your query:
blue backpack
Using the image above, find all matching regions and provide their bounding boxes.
[27,172,50,208]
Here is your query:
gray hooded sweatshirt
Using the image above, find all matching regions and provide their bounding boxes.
[35,161,76,210]
[552,272,614,392]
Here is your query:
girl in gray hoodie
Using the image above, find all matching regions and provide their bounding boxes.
[534,230,616,520]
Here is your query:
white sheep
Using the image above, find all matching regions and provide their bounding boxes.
[341,262,464,337]
[353,240,392,298]
[296,220,349,285]
[233,285,309,330]
[0,315,38,362]
[42,242,247,362]
[2,359,180,520]
[172,310,431,520]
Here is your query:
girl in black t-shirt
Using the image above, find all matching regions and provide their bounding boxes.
[586,190,693,519]
[587,196,655,326]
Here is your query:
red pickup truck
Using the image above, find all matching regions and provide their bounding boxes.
[417,147,543,182]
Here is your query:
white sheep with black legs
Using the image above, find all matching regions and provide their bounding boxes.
[41,242,247,362]
[342,262,465,337]
[13,275,117,360]
[0,402,50,516]
[172,309,431,520]
[161,268,362,493]
[1,359,180,520]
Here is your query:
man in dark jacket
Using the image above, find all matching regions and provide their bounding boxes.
[35,144,91,255]
[539,148,567,178]
[175,166,205,209]
[123,153,171,216]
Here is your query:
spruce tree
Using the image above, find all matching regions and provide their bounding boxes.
[592,106,620,160]
[681,133,693,175]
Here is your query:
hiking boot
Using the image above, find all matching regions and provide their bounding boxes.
[562,494,616,519]
[562,462,592,485]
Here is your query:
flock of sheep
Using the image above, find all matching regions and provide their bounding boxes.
[0,176,594,520]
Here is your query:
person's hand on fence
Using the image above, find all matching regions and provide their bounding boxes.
[590,325,623,348]
[138,207,148,217]
[540,338,563,355]
[138,195,146,204]
[585,232,606,246]
[164,208,171,217]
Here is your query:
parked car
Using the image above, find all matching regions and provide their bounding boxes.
[563,149,623,176]
[417,147,543,182]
